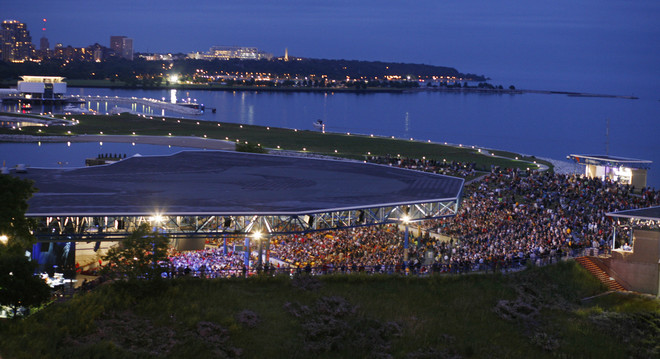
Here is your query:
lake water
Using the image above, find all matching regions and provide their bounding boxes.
[2,86,659,188]
[0,142,205,169]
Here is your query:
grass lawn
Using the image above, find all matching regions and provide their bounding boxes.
[0,112,547,171]
[0,261,657,358]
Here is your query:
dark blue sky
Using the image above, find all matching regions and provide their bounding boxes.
[4,0,660,95]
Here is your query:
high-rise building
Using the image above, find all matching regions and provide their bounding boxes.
[110,36,124,54]
[1,20,35,62]
[121,37,133,60]
[40,36,49,51]
[110,35,133,60]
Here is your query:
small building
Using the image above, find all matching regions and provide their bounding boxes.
[1,76,68,107]
[568,154,652,188]
[16,75,67,101]
[607,206,660,296]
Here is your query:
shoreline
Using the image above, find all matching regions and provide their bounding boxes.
[56,82,640,100]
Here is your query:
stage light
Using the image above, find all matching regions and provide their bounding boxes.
[150,214,164,224]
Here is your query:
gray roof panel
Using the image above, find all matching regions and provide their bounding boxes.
[15,151,464,216]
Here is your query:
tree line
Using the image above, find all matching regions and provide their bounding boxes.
[0,57,485,85]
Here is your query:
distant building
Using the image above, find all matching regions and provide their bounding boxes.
[16,75,67,100]
[188,46,273,61]
[121,37,133,60]
[139,53,178,61]
[39,36,49,51]
[93,47,103,62]
[1,19,35,62]
[110,35,133,60]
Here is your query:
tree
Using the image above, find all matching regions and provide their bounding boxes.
[102,224,170,280]
[0,175,37,248]
[0,175,50,317]
[0,246,51,317]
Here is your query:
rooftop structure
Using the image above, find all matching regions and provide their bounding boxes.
[13,151,464,241]
[568,154,652,188]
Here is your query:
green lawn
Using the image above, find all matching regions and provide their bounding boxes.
[1,112,544,171]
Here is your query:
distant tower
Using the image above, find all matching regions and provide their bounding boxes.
[110,35,124,54]
[110,35,133,60]
[39,18,48,51]
[284,48,288,61]
[40,36,49,51]
[121,37,133,60]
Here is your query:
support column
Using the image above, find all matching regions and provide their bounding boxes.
[257,237,263,271]
[404,225,409,272]
[244,235,250,272]
[223,235,227,256]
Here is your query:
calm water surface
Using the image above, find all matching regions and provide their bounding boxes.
[0,142,205,169]
[2,87,658,188]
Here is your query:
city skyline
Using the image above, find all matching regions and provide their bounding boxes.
[3,1,660,97]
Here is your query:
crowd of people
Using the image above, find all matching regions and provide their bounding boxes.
[366,155,478,178]
[165,163,660,276]
[168,247,249,278]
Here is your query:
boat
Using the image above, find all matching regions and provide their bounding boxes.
[176,99,204,111]
[62,104,92,114]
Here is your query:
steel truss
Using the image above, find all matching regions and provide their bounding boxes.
[29,199,459,242]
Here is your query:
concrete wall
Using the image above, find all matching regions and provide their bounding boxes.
[631,169,648,188]
[17,82,44,94]
[610,229,660,296]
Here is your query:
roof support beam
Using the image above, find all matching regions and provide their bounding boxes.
[29,199,459,242]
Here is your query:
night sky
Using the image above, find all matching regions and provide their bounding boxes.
[4,0,660,95]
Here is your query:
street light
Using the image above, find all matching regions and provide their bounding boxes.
[0,235,8,244]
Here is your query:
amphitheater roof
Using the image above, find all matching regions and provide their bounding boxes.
[15,150,464,217]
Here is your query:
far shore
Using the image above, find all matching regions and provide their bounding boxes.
[48,80,640,100]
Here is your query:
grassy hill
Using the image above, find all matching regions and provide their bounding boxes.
[1,261,658,358]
